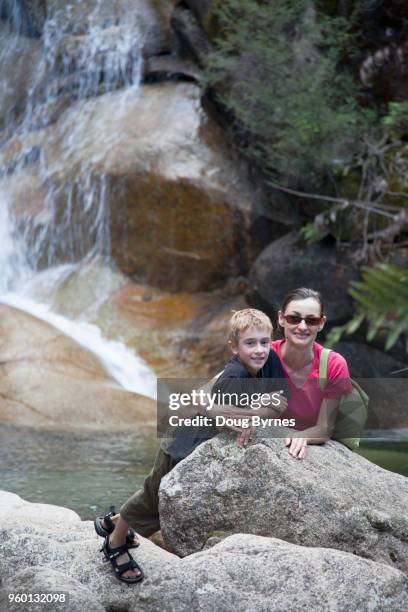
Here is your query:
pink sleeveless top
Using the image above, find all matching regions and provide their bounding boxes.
[271,340,352,430]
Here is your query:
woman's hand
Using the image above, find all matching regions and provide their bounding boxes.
[284,437,307,459]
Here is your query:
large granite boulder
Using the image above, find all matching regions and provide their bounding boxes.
[0,304,155,429]
[0,491,175,611]
[153,534,408,612]
[333,342,408,379]
[247,232,358,325]
[0,82,283,291]
[1,491,408,612]
[159,434,408,575]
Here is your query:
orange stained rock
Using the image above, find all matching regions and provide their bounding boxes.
[112,284,216,330]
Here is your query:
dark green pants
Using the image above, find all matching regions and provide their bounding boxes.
[120,447,179,537]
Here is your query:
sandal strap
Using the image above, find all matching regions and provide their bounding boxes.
[108,546,129,560]
[115,559,139,575]
[96,506,136,542]
[103,511,115,532]
[105,539,129,559]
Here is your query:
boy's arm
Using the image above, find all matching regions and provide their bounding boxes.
[205,378,283,419]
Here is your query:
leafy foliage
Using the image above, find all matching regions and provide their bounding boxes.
[204,0,371,185]
[326,263,408,351]
[383,102,408,134]
[300,222,324,243]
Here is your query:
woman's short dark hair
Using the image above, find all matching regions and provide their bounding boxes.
[281,287,324,316]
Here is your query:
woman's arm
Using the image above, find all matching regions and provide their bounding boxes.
[284,397,341,458]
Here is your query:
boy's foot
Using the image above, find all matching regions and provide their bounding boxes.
[102,534,143,582]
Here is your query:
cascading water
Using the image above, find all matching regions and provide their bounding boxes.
[0,0,156,397]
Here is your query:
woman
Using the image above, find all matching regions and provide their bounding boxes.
[271,287,352,460]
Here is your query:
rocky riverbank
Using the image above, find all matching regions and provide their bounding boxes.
[1,432,408,611]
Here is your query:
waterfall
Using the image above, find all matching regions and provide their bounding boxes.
[0,1,156,397]
[0,0,145,279]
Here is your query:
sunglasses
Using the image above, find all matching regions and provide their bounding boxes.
[282,314,323,327]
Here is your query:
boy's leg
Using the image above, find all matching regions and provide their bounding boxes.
[119,446,178,538]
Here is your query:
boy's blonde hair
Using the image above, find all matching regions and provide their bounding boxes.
[228,308,273,344]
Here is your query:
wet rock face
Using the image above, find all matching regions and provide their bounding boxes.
[159,434,408,574]
[1,491,408,612]
[109,170,251,292]
[0,2,271,295]
[0,23,44,128]
[1,0,47,37]
[111,283,246,378]
[7,1,174,41]
[247,232,358,326]
[0,1,175,129]
[0,304,155,430]
[1,82,260,292]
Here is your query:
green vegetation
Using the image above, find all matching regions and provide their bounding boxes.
[327,263,408,351]
[204,0,371,185]
[204,0,407,354]
[383,102,408,134]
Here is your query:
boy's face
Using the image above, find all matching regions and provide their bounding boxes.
[230,325,271,376]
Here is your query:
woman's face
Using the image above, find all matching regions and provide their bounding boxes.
[278,297,326,348]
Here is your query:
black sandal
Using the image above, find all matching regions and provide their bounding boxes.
[94,506,139,548]
[101,536,144,584]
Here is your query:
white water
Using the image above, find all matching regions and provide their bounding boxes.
[0,1,157,398]
[0,292,156,398]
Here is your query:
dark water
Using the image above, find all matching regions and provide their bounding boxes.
[0,426,407,521]
[358,438,408,477]
[0,425,158,520]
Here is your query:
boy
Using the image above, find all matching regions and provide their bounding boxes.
[96,308,286,583]
[211,308,287,429]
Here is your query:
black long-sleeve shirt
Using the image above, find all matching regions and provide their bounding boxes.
[165,350,287,461]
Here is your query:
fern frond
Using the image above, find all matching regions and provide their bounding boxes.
[333,263,408,352]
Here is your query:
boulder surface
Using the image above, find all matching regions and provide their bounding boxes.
[1,491,408,612]
[0,82,263,291]
[247,232,358,325]
[159,434,408,576]
[0,304,155,429]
